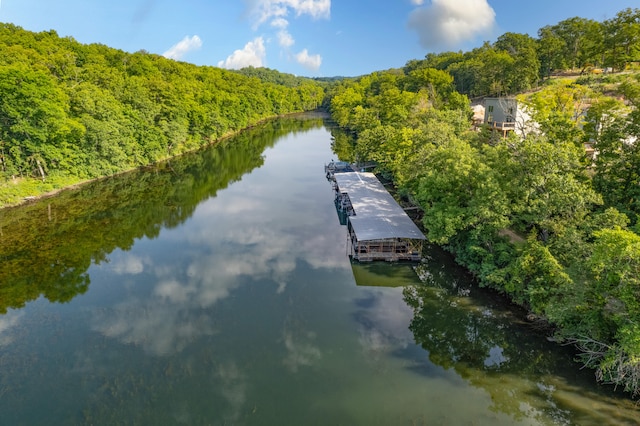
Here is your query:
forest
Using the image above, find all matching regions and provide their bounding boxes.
[0,24,324,206]
[328,8,640,398]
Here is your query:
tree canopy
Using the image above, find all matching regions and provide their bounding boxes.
[405,8,640,97]
[0,24,325,205]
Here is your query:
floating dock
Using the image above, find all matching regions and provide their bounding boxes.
[329,171,426,262]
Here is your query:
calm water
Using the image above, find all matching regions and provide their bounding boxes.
[0,114,638,425]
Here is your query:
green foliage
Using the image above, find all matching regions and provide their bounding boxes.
[540,17,604,72]
[406,8,639,97]
[603,9,640,71]
[592,78,640,225]
[505,237,573,312]
[0,24,324,205]
[326,7,640,395]
[414,138,509,244]
[521,81,593,146]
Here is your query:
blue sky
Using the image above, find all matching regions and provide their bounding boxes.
[0,1,635,77]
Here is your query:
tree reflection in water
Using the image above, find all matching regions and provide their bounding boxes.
[404,255,639,425]
[0,116,325,314]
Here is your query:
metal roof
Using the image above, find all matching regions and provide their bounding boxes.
[333,172,426,241]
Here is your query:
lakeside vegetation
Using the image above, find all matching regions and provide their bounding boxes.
[327,8,640,398]
[0,24,324,206]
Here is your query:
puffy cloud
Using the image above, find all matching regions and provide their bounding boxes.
[216,362,248,424]
[162,35,202,60]
[277,29,295,47]
[295,48,322,71]
[408,0,495,50]
[242,1,328,72]
[270,17,289,29]
[355,289,415,359]
[250,0,331,28]
[218,37,266,69]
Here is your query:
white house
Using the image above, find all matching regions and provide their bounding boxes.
[483,97,538,138]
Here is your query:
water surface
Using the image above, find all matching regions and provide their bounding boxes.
[0,114,637,425]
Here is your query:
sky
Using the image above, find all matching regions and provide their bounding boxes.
[0,0,635,77]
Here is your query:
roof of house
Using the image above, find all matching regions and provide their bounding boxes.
[333,172,426,241]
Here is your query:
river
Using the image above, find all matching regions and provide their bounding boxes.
[0,113,637,425]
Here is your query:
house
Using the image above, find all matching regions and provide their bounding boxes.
[483,97,538,138]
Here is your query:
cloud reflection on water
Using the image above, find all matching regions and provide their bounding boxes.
[91,139,349,357]
[0,310,24,347]
[355,289,415,360]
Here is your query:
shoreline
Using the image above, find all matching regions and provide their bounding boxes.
[0,110,328,211]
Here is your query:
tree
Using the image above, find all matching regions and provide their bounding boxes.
[494,32,540,92]
[493,135,602,240]
[523,82,594,146]
[414,137,509,244]
[537,26,568,78]
[404,67,454,107]
[592,79,640,224]
[0,63,81,179]
[603,8,640,71]
[549,17,603,71]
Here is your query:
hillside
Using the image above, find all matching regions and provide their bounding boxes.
[324,7,640,399]
[0,24,325,207]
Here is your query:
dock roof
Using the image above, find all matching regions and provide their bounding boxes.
[333,172,426,241]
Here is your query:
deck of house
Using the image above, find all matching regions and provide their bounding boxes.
[330,171,426,262]
[487,121,516,137]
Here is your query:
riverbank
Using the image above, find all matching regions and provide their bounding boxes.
[0,111,329,211]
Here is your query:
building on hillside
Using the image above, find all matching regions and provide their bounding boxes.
[483,97,538,138]
[330,172,426,262]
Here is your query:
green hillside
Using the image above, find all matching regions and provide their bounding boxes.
[0,24,324,206]
[326,7,640,399]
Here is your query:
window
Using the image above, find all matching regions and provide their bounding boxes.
[488,105,494,112]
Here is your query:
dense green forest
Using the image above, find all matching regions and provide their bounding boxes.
[0,24,324,206]
[328,8,640,398]
[405,7,640,97]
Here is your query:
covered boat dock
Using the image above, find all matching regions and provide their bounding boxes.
[332,172,426,262]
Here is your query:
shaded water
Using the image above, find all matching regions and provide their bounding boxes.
[0,114,638,425]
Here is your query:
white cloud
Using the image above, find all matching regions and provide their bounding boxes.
[408,0,495,50]
[243,1,328,71]
[218,37,266,69]
[270,17,290,29]
[162,35,202,60]
[410,0,425,4]
[250,0,331,28]
[277,29,295,47]
[355,289,415,358]
[295,48,321,71]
